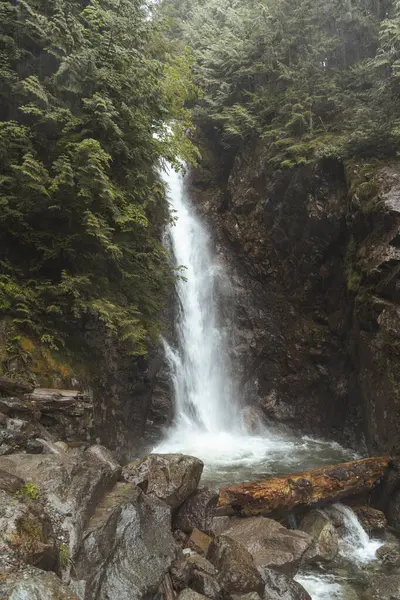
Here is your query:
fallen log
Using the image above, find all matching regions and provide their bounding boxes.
[216,456,391,517]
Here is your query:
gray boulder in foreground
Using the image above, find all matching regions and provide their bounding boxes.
[122,453,204,509]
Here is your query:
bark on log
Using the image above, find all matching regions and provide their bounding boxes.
[0,376,34,396]
[216,456,392,517]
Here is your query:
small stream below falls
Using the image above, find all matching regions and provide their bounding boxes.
[155,165,395,600]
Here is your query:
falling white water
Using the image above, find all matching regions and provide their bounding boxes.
[332,504,384,563]
[154,165,358,480]
[296,504,384,600]
[160,165,238,433]
[295,573,346,600]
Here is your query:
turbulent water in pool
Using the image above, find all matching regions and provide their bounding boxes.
[154,165,391,600]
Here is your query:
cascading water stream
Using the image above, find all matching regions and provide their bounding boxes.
[155,165,391,600]
[159,165,238,434]
[155,165,357,479]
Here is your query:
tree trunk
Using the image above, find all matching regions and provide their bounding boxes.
[216,457,391,517]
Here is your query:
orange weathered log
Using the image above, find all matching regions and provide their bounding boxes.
[216,456,391,517]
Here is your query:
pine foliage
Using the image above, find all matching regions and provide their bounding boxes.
[0,0,196,358]
[158,0,398,167]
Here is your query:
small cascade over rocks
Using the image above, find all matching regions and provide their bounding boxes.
[331,504,384,563]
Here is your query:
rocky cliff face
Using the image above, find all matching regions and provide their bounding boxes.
[189,131,400,456]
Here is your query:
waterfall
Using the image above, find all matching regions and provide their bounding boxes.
[161,166,238,433]
[154,164,356,480]
[332,504,384,563]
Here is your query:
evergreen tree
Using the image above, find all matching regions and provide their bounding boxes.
[0,0,196,363]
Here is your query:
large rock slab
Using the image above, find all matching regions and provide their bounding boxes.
[259,568,311,600]
[73,482,177,600]
[0,568,80,599]
[0,488,57,571]
[207,535,264,595]
[122,454,203,509]
[352,506,387,533]
[0,445,121,555]
[224,517,312,575]
[299,510,339,563]
[174,487,219,534]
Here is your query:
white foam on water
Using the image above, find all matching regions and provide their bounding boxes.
[332,504,384,563]
[295,573,347,600]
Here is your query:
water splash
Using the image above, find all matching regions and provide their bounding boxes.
[295,573,347,600]
[332,504,384,563]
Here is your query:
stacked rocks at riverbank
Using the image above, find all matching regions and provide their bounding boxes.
[0,448,398,599]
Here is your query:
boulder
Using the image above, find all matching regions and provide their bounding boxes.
[170,556,194,591]
[187,553,217,576]
[122,454,203,509]
[224,518,312,575]
[0,568,80,599]
[376,541,400,566]
[174,487,218,534]
[0,445,121,556]
[0,468,24,493]
[351,506,387,533]
[73,482,177,600]
[0,488,57,571]
[367,572,400,600]
[191,568,222,600]
[207,535,264,595]
[299,510,339,563]
[187,528,213,555]
[177,590,209,600]
[259,568,311,600]
[209,516,232,536]
[231,594,262,600]
[185,552,222,600]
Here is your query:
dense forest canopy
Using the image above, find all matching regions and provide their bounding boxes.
[0,0,196,368]
[3,0,400,375]
[158,0,400,169]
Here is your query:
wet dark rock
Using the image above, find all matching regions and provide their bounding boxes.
[187,528,213,555]
[299,510,339,563]
[207,535,265,595]
[0,488,57,571]
[376,541,400,566]
[177,589,209,600]
[122,454,203,509]
[170,556,194,591]
[174,487,219,534]
[367,571,400,600]
[73,482,177,600]
[0,445,121,556]
[259,568,311,600]
[189,132,400,456]
[224,517,312,575]
[0,568,80,599]
[352,505,387,534]
[191,568,223,600]
[0,468,24,493]
[231,594,262,600]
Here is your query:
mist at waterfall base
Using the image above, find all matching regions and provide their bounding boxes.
[154,164,356,484]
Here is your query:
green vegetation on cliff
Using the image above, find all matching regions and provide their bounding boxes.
[158,0,400,169]
[0,0,196,371]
